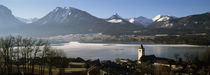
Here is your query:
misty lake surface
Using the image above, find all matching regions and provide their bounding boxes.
[53,42,209,61]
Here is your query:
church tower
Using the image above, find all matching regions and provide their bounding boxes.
[138,44,145,63]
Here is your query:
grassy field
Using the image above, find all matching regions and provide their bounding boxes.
[0,65,87,75]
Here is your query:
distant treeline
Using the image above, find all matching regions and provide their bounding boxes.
[76,34,210,45]
[151,35,210,45]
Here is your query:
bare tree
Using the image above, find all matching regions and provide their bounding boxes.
[40,41,51,75]
[0,49,4,74]
[32,39,44,74]
[0,36,15,75]
[174,53,180,61]
[184,53,194,63]
[14,36,22,74]
[201,48,210,63]
[0,36,66,75]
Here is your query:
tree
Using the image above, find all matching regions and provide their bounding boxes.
[0,36,15,75]
[14,36,22,74]
[44,44,66,75]
[174,53,180,61]
[201,48,210,64]
[0,49,4,74]
[31,39,44,74]
[184,53,194,63]
[184,53,191,63]
[0,36,66,75]
[40,41,50,75]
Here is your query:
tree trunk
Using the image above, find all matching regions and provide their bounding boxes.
[49,64,52,75]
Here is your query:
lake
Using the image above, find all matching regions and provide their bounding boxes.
[53,42,209,61]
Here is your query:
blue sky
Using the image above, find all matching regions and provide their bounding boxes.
[0,0,210,19]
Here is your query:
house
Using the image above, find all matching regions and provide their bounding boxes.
[62,62,87,75]
[140,55,156,63]
[115,58,129,64]
[68,62,86,68]
[99,69,108,75]
[154,57,175,67]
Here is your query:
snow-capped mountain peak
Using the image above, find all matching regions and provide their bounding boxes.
[36,6,93,24]
[151,14,177,28]
[152,14,175,22]
[128,16,152,26]
[152,14,161,21]
[108,13,123,19]
[51,7,75,17]
[16,17,39,24]
[106,13,126,24]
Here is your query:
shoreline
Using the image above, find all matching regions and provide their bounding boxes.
[55,40,210,47]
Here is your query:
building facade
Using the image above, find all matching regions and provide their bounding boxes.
[138,44,145,63]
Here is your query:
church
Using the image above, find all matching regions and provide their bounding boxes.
[137,44,145,63]
[137,44,174,65]
[137,44,155,64]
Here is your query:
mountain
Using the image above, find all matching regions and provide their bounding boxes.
[152,14,176,22]
[150,13,210,29]
[34,7,97,25]
[1,5,209,36]
[105,13,145,27]
[0,5,24,34]
[105,13,129,24]
[148,14,176,28]
[29,7,142,36]
[0,5,23,27]
[16,17,39,24]
[145,12,210,35]
[170,12,210,29]
[128,16,153,27]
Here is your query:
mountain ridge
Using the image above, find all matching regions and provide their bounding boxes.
[128,16,153,27]
[0,5,24,34]
[27,6,143,36]
[16,17,39,24]
[0,5,209,36]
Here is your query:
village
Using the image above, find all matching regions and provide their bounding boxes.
[55,44,210,75]
[0,36,210,75]
[8,44,207,75]
[0,0,210,75]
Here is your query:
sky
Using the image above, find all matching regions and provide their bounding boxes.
[0,0,210,19]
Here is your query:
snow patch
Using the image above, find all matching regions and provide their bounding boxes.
[152,14,175,22]
[128,16,152,26]
[107,19,123,23]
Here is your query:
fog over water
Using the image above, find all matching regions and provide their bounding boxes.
[53,42,209,61]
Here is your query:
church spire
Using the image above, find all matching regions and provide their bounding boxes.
[138,43,145,63]
[139,44,144,49]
